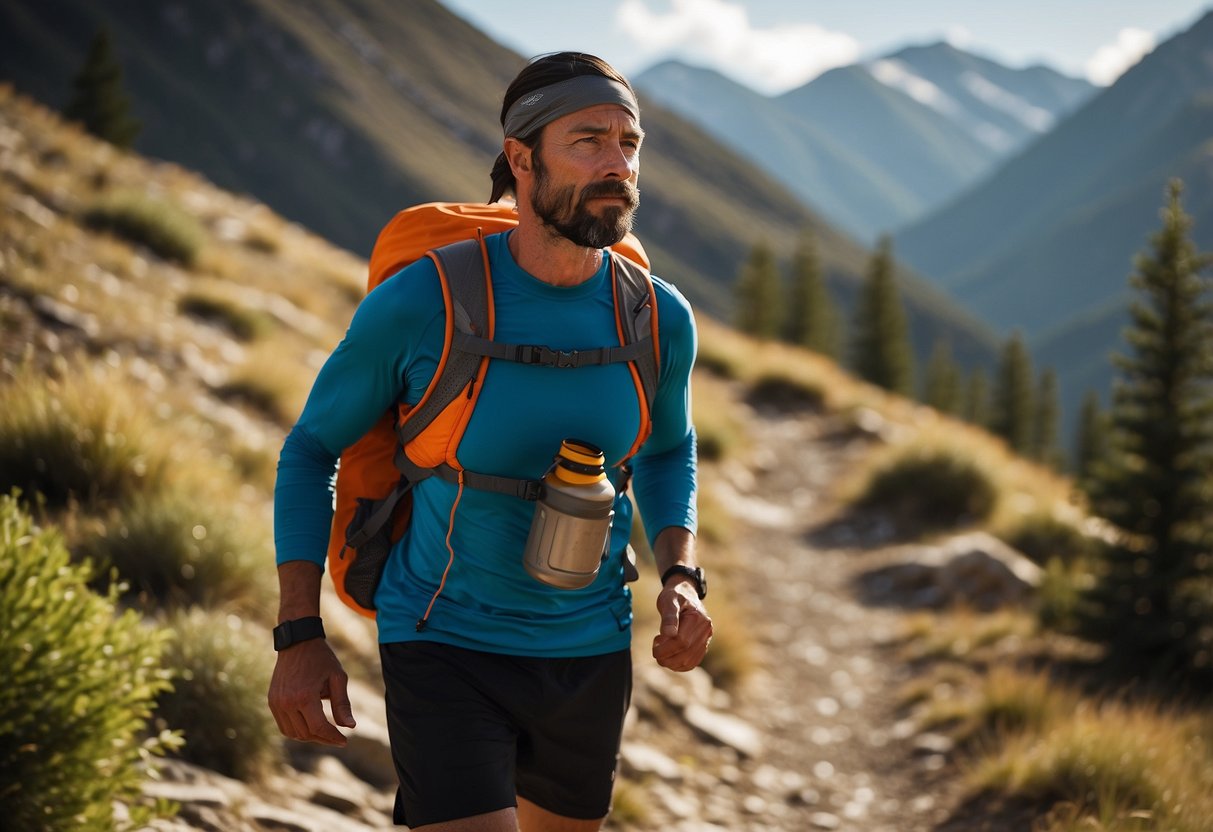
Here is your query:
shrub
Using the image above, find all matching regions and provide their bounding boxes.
[178,292,273,341]
[75,489,273,613]
[0,493,176,830]
[0,367,168,509]
[744,371,826,413]
[1000,511,1093,566]
[82,191,205,267]
[855,443,999,531]
[154,608,281,781]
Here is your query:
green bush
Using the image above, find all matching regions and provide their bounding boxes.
[0,493,176,831]
[0,369,167,509]
[856,444,999,531]
[179,292,273,341]
[154,608,281,781]
[76,490,272,613]
[83,191,205,267]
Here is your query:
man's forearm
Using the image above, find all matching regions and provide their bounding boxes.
[652,526,697,576]
[277,560,324,622]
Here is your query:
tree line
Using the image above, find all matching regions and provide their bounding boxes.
[734,182,1213,688]
[733,230,1082,472]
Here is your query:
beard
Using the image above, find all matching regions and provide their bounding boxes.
[531,152,640,249]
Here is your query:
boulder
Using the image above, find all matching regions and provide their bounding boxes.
[858,531,1043,610]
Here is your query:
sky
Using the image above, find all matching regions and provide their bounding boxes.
[439,0,1212,94]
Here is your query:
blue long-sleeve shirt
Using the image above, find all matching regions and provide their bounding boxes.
[274,231,697,656]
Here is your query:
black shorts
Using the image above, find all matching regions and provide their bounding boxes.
[379,641,632,827]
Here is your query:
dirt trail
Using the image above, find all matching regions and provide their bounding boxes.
[665,401,974,831]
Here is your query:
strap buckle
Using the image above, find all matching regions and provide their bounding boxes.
[556,349,580,368]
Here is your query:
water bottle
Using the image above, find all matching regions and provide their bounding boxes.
[522,439,616,589]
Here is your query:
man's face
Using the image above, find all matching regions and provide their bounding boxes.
[526,103,642,249]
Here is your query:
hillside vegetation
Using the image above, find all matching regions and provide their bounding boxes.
[0,0,1000,371]
[2,87,1211,831]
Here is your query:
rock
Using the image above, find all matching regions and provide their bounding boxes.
[682,703,763,758]
[858,531,1043,610]
[621,742,684,781]
[810,810,842,829]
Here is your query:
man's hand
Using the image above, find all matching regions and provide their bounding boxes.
[652,578,713,672]
[267,638,356,746]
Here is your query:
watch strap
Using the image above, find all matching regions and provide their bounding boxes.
[660,564,706,600]
[273,616,326,651]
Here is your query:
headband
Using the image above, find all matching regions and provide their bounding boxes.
[503,75,639,140]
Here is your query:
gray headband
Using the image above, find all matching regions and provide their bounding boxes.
[503,75,639,140]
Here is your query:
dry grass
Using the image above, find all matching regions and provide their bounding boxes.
[975,696,1213,831]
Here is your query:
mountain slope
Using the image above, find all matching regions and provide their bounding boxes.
[637,45,1092,242]
[894,10,1213,425]
[0,0,1001,369]
[897,10,1213,291]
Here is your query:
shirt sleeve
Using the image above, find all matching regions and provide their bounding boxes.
[630,276,699,549]
[273,261,446,567]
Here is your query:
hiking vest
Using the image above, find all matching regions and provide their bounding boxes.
[327,203,661,620]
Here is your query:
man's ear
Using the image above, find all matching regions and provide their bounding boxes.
[505,137,532,176]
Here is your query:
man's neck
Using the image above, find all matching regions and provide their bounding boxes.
[508,222,603,287]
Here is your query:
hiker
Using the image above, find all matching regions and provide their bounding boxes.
[268,51,710,831]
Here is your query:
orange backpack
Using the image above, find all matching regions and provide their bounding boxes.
[328,202,660,619]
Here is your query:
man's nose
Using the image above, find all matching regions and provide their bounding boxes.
[601,140,636,180]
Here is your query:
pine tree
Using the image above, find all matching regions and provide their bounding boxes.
[734,239,782,339]
[923,339,963,414]
[1080,181,1213,683]
[65,27,141,149]
[784,229,839,357]
[963,366,991,428]
[1074,390,1109,489]
[851,235,913,395]
[991,331,1035,454]
[1032,368,1064,468]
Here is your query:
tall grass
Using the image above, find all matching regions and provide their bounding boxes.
[75,490,273,614]
[975,700,1213,831]
[154,608,281,782]
[82,191,206,267]
[0,366,169,508]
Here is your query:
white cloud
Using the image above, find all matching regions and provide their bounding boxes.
[1084,28,1156,86]
[616,0,859,95]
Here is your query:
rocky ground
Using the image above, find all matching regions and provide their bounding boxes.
[141,392,1036,831]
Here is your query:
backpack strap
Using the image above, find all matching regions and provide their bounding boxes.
[610,252,660,464]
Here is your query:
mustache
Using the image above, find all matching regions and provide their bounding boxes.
[579,180,640,208]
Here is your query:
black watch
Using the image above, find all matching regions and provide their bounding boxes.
[661,565,707,600]
[273,616,326,651]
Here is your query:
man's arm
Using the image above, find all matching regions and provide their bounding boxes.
[266,561,356,746]
[650,527,712,671]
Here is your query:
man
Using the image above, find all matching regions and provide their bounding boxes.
[269,52,710,831]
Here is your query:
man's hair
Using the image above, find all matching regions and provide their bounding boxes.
[489,52,634,204]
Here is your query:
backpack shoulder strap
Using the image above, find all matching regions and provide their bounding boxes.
[610,252,660,463]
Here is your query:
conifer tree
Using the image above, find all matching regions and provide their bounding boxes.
[851,235,913,395]
[1080,181,1213,683]
[784,229,839,357]
[991,331,1035,454]
[923,339,963,414]
[1074,390,1109,489]
[1032,368,1064,468]
[734,239,782,339]
[65,27,141,149]
[963,366,991,428]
